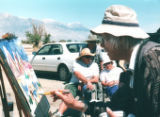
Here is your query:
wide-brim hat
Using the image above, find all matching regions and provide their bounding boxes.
[86,34,98,42]
[77,48,95,60]
[91,5,149,39]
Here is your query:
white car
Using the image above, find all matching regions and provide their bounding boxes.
[30,42,87,81]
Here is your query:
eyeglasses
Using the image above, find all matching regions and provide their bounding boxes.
[103,62,113,66]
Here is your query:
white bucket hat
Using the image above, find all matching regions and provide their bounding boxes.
[91,5,149,39]
[77,48,95,60]
[103,54,112,65]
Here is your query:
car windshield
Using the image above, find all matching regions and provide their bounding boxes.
[66,43,87,53]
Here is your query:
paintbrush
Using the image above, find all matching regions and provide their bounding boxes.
[38,90,70,95]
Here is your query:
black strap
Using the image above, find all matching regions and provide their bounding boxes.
[102,20,139,27]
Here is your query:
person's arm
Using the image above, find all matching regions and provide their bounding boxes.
[51,90,117,116]
[74,71,94,90]
[89,76,99,83]
[100,71,108,86]
[74,71,89,84]
[89,62,99,83]
[107,80,119,86]
[51,90,87,112]
[101,80,118,87]
[101,81,108,86]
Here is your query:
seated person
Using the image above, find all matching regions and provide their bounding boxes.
[54,48,99,117]
[100,56,123,97]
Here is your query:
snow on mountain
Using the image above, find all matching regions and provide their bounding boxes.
[0,13,90,41]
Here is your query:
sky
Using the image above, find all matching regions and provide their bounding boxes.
[0,0,160,33]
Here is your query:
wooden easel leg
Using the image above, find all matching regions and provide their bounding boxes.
[15,95,23,117]
[0,66,10,117]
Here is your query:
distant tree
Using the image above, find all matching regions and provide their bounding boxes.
[51,40,56,43]
[2,33,17,39]
[43,33,51,44]
[59,40,66,42]
[25,23,44,48]
[21,40,30,44]
[67,39,72,42]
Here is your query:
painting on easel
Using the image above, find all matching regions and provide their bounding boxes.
[0,37,46,116]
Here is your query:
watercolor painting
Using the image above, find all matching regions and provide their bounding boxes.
[0,38,44,115]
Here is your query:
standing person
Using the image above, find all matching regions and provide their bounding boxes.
[86,34,104,72]
[51,5,160,117]
[54,48,99,117]
[100,56,123,97]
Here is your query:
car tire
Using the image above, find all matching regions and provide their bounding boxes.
[58,65,70,81]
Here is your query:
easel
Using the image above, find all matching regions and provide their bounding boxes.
[0,66,10,117]
[0,64,28,117]
[0,65,50,117]
[0,38,50,117]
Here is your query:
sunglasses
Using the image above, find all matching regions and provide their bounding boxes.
[103,61,113,66]
[83,56,94,59]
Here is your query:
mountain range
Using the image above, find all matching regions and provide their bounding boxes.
[0,13,90,42]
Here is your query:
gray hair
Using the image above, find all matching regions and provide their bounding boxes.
[103,34,142,50]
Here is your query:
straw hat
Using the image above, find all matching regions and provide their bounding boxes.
[86,34,98,42]
[77,48,95,60]
[91,5,149,39]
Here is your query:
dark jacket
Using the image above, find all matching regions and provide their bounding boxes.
[133,40,160,117]
[108,39,160,117]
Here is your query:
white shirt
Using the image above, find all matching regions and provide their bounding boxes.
[129,44,140,70]
[129,43,140,88]
[100,67,123,82]
[70,60,99,83]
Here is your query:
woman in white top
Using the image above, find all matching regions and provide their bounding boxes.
[100,56,123,97]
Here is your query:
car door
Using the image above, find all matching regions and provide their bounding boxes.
[31,44,52,71]
[45,44,63,72]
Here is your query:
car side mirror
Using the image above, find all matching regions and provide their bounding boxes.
[32,51,37,55]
